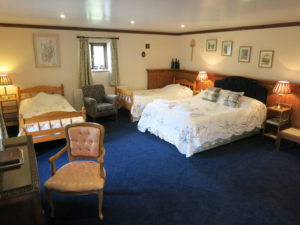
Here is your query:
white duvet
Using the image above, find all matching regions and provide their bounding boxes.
[19,92,84,134]
[131,84,193,121]
[138,93,267,157]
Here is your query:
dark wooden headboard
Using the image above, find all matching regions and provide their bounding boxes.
[146,69,300,128]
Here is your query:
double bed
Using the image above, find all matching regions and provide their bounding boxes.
[138,76,268,157]
[18,84,86,144]
[116,78,196,121]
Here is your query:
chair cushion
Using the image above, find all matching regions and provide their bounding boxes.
[96,103,114,112]
[68,126,100,157]
[44,161,104,192]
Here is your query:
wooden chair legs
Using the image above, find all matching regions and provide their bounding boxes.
[275,133,282,152]
[45,189,55,218]
[98,190,104,220]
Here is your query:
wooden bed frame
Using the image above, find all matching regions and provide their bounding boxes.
[17,84,86,144]
[115,78,196,121]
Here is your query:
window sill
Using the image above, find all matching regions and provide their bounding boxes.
[92,69,109,72]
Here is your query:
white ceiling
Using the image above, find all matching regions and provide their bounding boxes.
[0,0,300,33]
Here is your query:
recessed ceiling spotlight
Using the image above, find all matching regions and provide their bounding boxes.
[181,24,185,28]
[130,20,135,24]
[60,14,66,19]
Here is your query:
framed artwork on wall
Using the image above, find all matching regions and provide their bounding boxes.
[238,46,251,63]
[206,39,217,51]
[221,41,233,56]
[258,50,274,68]
[33,33,60,67]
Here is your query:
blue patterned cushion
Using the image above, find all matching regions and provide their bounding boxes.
[202,86,221,102]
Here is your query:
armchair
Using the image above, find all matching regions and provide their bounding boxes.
[82,84,118,121]
[44,122,106,220]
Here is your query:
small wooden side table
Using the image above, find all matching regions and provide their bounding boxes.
[263,105,292,139]
[0,94,18,127]
[275,128,300,151]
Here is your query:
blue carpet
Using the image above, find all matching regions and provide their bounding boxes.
[34,110,300,225]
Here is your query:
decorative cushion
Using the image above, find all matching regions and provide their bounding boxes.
[44,161,105,192]
[222,92,243,108]
[202,86,221,102]
[216,89,244,105]
[96,103,114,112]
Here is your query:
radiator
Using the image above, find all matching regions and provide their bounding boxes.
[73,89,83,111]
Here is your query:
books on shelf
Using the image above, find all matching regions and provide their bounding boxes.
[0,148,24,170]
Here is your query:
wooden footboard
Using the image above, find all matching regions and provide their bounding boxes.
[115,86,134,121]
[19,107,86,144]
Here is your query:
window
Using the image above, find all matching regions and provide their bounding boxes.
[89,43,108,71]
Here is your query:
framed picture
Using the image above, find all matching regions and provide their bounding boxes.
[258,50,274,68]
[238,46,251,63]
[206,39,217,51]
[221,41,233,56]
[33,34,60,67]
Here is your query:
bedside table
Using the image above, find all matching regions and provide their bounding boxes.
[193,90,200,95]
[0,94,18,127]
[263,105,292,140]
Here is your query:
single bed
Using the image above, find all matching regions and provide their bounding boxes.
[115,78,196,121]
[18,84,86,144]
[138,76,268,157]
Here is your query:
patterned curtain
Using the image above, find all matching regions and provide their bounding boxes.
[79,37,93,87]
[109,39,120,86]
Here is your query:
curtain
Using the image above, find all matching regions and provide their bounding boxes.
[109,39,120,86]
[79,37,93,87]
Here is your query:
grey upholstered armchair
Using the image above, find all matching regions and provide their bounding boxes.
[82,84,118,121]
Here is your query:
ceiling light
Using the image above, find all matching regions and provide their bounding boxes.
[60,14,66,19]
[181,24,185,28]
[130,20,135,24]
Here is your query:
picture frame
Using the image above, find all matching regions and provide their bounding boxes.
[206,39,217,51]
[258,50,274,68]
[238,46,251,63]
[33,33,60,67]
[221,41,233,56]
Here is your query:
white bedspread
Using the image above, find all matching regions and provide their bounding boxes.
[131,84,193,121]
[19,92,84,134]
[138,95,266,157]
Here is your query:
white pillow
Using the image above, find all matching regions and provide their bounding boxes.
[239,95,265,109]
[162,83,180,90]
[31,92,61,105]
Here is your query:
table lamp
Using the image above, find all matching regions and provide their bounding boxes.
[273,81,291,109]
[0,74,12,99]
[197,71,208,91]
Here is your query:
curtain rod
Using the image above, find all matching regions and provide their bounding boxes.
[77,36,119,40]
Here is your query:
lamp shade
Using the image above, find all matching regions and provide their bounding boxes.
[273,81,291,94]
[0,74,12,86]
[197,71,208,82]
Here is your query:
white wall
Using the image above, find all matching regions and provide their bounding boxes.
[0,27,179,105]
[1,26,300,108]
[177,27,300,83]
